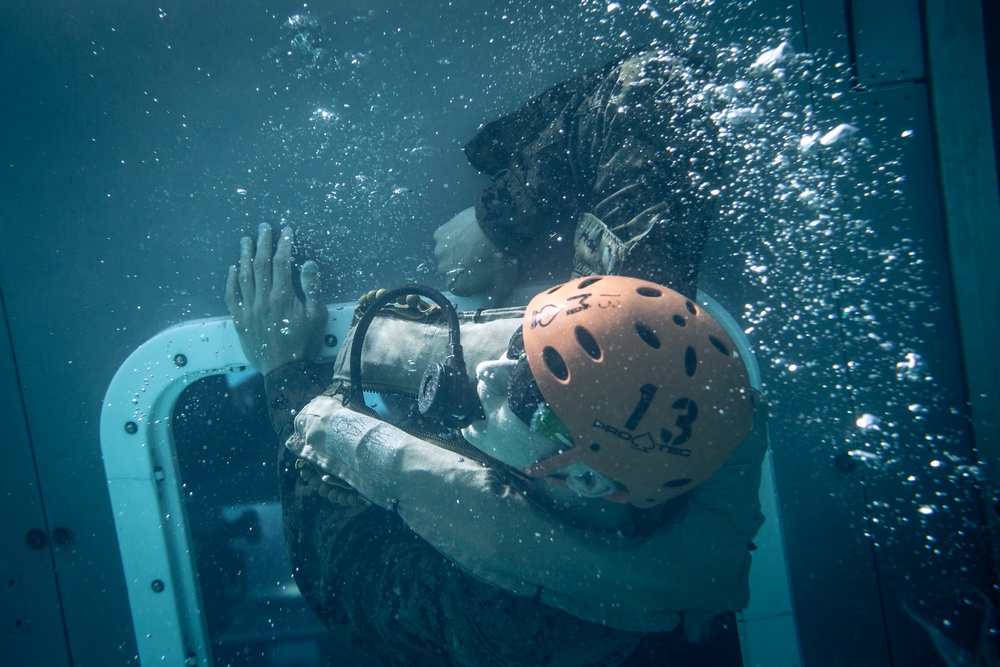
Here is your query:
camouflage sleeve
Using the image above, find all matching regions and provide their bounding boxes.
[464,66,611,257]
[571,49,720,298]
[465,47,720,299]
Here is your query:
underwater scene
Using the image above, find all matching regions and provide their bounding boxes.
[2,1,998,666]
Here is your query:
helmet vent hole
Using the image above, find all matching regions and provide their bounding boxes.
[577,277,603,289]
[542,346,570,382]
[546,285,561,294]
[634,323,661,349]
[708,336,731,357]
[685,347,697,377]
[672,314,686,328]
[575,326,602,359]
[685,300,698,315]
[636,286,662,298]
[589,443,601,452]
[664,478,693,489]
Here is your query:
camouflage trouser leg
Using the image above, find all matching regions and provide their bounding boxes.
[467,47,720,298]
[279,449,642,667]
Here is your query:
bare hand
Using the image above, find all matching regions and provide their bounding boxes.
[225,224,328,376]
[433,207,517,301]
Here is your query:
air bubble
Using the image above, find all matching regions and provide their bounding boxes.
[856,414,880,429]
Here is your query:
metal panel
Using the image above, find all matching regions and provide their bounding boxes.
[0,289,72,667]
[831,82,990,665]
[800,0,850,60]
[852,0,925,85]
[850,82,984,665]
[924,0,1000,580]
[779,3,994,665]
[757,80,993,666]
[738,450,802,667]
[708,297,803,667]
[735,4,891,666]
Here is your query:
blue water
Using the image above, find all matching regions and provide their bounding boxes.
[1,1,996,666]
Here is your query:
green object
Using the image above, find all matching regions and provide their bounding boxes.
[530,403,573,448]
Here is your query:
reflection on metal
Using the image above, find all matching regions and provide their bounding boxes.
[99,295,800,666]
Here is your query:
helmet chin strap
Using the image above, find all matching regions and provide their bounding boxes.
[522,446,587,477]
[521,448,632,504]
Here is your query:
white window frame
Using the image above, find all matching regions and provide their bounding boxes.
[99,294,801,666]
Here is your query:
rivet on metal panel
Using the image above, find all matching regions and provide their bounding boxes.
[25,530,47,550]
[124,421,138,434]
[834,451,858,472]
[150,579,165,593]
[173,353,188,367]
[52,528,73,546]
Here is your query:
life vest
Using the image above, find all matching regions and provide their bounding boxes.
[286,301,767,631]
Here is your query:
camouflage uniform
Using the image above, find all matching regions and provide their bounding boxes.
[466,45,722,299]
[267,362,643,667]
[265,47,740,666]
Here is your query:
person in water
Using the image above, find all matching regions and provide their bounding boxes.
[433,43,721,305]
[226,44,766,667]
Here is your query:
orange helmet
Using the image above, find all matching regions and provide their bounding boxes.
[520,276,753,508]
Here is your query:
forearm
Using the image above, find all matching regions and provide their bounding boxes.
[263,361,329,443]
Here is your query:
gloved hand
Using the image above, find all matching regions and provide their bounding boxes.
[433,207,517,301]
[225,224,328,376]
